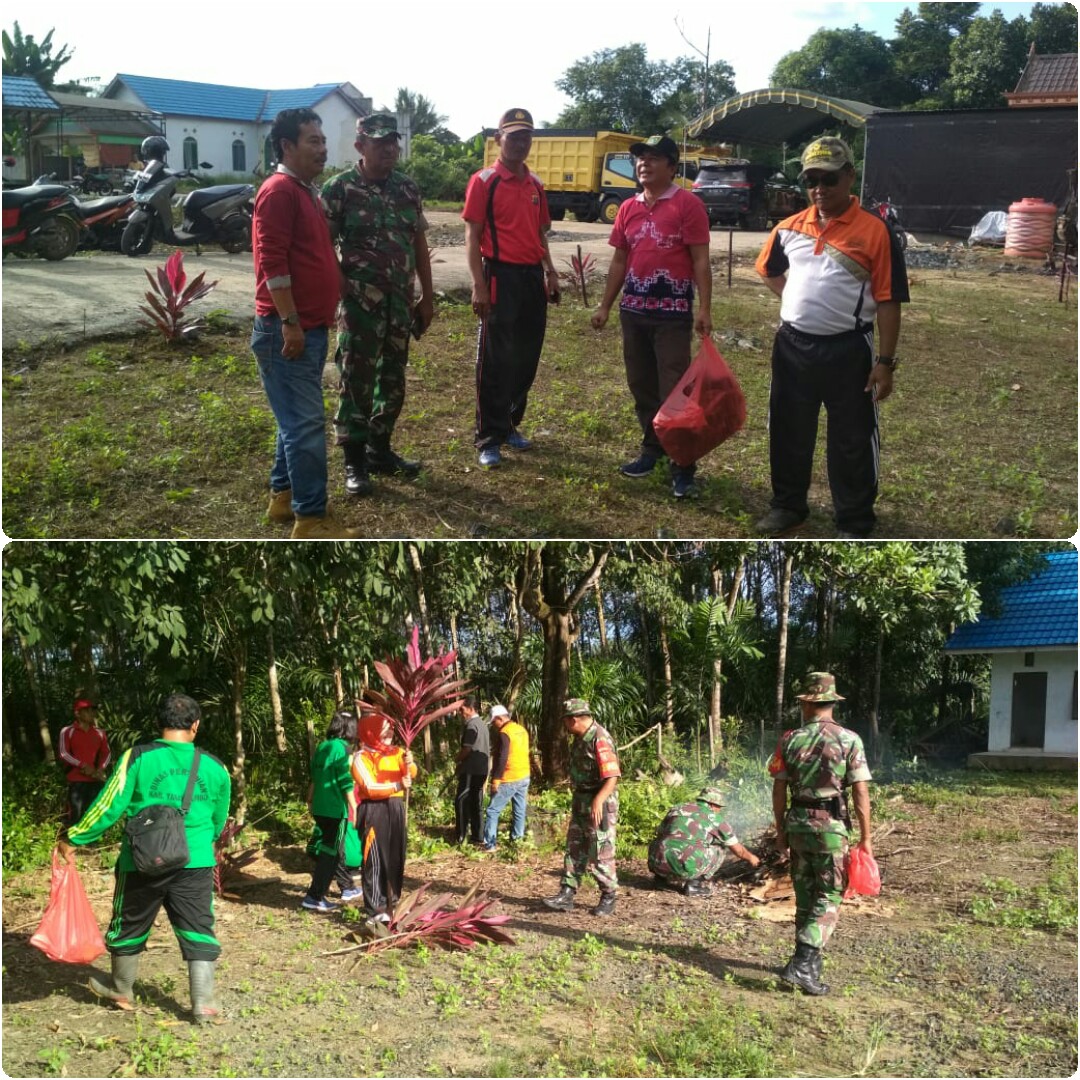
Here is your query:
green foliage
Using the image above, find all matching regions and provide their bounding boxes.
[613,776,696,858]
[400,133,483,202]
[2,763,66,872]
[2,22,74,86]
[970,848,1078,932]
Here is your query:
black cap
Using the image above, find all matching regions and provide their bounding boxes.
[629,135,679,165]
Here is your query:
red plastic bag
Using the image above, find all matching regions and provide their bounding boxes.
[652,336,747,467]
[844,845,882,899]
[29,850,107,964]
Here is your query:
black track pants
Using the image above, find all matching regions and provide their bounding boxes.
[356,798,406,915]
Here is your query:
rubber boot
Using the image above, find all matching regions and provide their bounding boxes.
[367,441,422,477]
[780,942,828,996]
[88,953,139,1010]
[810,947,830,995]
[541,885,576,911]
[590,891,617,917]
[188,960,221,1024]
[682,878,712,897]
[343,442,373,497]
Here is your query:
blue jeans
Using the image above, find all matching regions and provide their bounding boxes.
[252,315,329,517]
[483,778,529,846]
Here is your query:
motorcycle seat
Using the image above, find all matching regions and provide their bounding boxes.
[74,194,133,217]
[2,184,72,208]
[185,185,253,212]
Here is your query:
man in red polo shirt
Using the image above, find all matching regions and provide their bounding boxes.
[463,108,560,469]
[59,697,111,824]
[591,135,712,498]
[251,107,360,539]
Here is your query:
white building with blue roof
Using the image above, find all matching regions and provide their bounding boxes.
[945,549,1077,769]
[103,74,372,174]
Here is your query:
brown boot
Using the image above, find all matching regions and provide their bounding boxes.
[267,488,293,524]
[290,512,362,539]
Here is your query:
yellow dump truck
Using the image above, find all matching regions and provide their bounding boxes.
[483,130,729,224]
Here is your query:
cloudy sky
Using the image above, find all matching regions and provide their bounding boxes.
[12,1,1043,135]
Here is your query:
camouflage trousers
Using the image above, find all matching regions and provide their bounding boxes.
[647,837,726,882]
[561,791,618,894]
[787,828,849,948]
[333,289,412,450]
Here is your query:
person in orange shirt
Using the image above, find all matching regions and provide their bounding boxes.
[351,713,417,922]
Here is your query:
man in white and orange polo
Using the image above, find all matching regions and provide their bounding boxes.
[755,136,909,538]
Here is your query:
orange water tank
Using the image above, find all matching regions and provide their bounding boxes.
[1004,197,1057,258]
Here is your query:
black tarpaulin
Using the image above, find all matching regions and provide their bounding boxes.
[862,107,1078,235]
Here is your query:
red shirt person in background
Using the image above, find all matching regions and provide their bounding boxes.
[59,697,111,824]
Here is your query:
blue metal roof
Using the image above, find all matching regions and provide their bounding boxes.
[945,550,1078,652]
[112,75,343,122]
[2,75,59,111]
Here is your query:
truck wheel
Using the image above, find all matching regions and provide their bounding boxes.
[549,208,566,221]
[573,208,598,223]
[34,215,80,261]
[599,197,621,225]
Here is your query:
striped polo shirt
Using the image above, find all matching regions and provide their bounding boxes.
[756,196,909,336]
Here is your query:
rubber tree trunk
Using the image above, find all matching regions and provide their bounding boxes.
[230,643,248,828]
[505,578,527,710]
[267,623,286,754]
[772,549,795,754]
[659,614,674,728]
[20,636,53,763]
[708,558,746,764]
[407,544,436,771]
[869,629,884,767]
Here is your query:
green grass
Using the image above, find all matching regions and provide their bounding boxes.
[2,259,1076,539]
[970,847,1078,932]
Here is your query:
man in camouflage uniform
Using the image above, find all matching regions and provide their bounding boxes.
[648,785,760,896]
[322,113,435,497]
[542,699,621,917]
[770,672,873,995]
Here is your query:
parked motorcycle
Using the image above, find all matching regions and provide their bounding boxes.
[72,190,136,251]
[2,179,80,260]
[70,171,115,196]
[870,195,907,251]
[120,136,254,257]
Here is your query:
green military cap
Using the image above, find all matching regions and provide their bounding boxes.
[697,784,726,807]
[799,136,853,176]
[796,671,846,702]
[357,113,401,139]
[562,697,591,717]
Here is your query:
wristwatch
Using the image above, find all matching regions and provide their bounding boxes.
[282,312,300,326]
[875,355,899,371]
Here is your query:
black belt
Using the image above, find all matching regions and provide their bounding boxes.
[483,258,542,272]
[792,794,850,820]
[780,321,872,343]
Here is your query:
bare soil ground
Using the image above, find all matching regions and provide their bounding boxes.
[2,778,1076,1078]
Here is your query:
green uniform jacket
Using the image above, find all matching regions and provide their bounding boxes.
[68,739,231,870]
[310,738,355,819]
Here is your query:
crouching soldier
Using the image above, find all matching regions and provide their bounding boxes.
[648,785,760,896]
[543,699,621,917]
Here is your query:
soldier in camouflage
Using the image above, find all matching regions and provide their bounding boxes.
[769,671,873,995]
[542,699,621,917]
[322,113,435,497]
[648,785,760,896]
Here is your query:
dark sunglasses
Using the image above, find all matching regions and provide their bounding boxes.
[802,172,842,188]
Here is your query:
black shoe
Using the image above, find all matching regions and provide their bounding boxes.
[590,891,617,917]
[780,942,829,995]
[754,507,808,537]
[681,878,712,897]
[367,447,422,476]
[343,443,373,497]
[542,886,576,911]
[672,471,699,499]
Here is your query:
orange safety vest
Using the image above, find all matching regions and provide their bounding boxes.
[351,746,416,800]
[499,721,531,783]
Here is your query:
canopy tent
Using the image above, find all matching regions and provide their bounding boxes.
[34,91,163,173]
[686,88,881,149]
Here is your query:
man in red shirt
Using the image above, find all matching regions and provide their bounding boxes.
[591,136,712,498]
[58,697,111,824]
[251,108,360,539]
[463,108,560,469]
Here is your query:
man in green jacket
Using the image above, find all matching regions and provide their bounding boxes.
[62,694,231,1023]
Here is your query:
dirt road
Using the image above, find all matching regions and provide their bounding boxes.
[1,213,766,349]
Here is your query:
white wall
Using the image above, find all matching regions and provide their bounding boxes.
[987,650,1078,753]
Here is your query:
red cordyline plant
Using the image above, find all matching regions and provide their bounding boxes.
[139,249,218,342]
[566,244,596,306]
[212,818,259,899]
[359,624,469,751]
[324,883,514,963]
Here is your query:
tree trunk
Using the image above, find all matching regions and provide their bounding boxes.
[505,574,528,710]
[449,611,461,684]
[407,545,436,771]
[594,579,608,654]
[659,614,674,728]
[231,645,248,828]
[330,614,345,707]
[772,549,795,753]
[267,623,287,754]
[708,558,746,764]
[20,636,53,763]
[538,612,574,781]
[869,628,884,767]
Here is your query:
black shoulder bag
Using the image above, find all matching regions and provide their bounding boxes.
[124,748,202,876]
